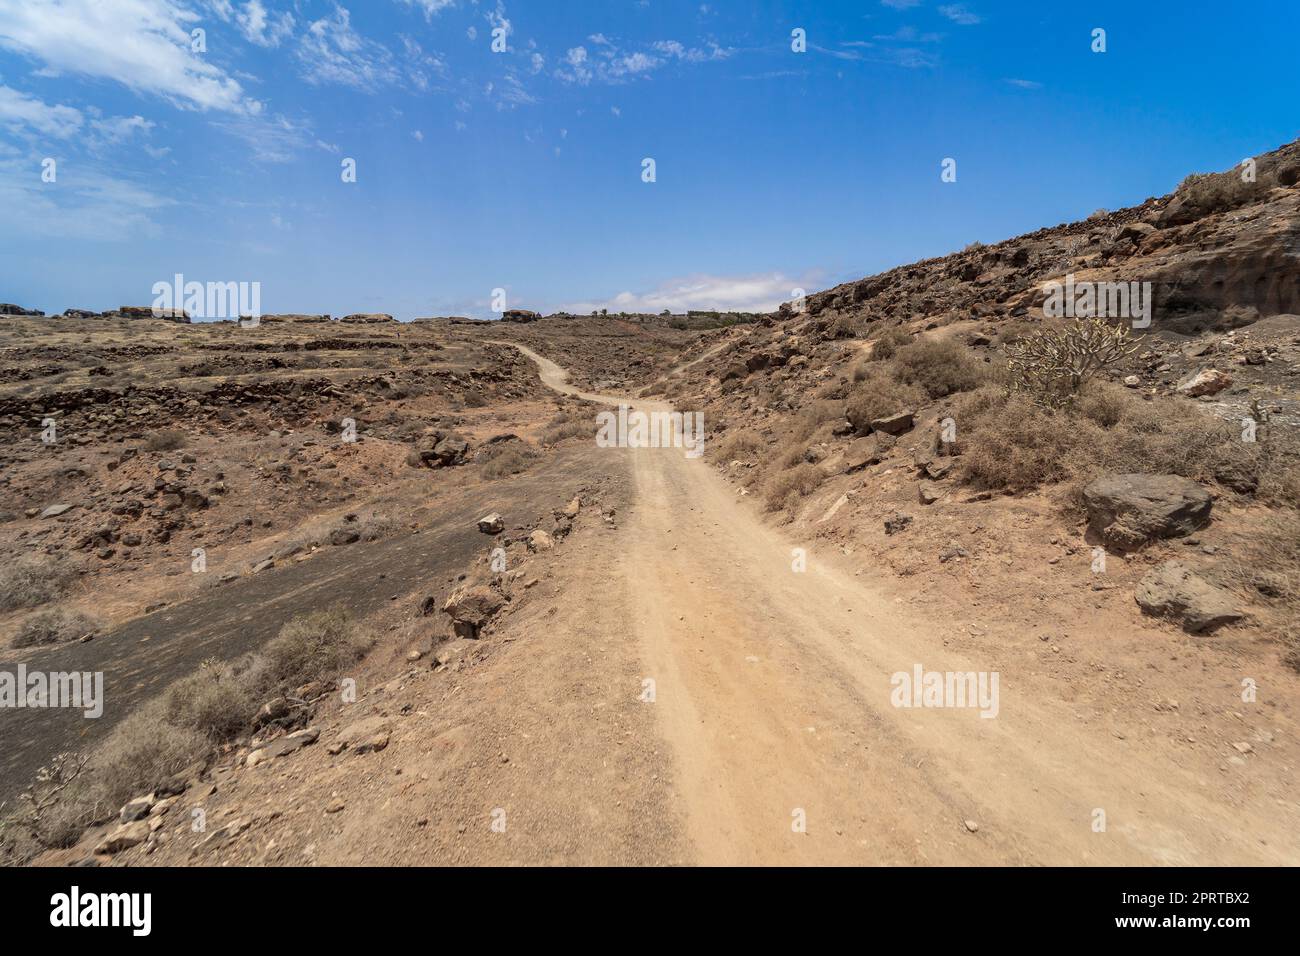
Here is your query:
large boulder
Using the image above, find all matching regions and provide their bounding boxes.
[409,433,470,468]
[1176,368,1232,397]
[442,585,505,638]
[502,309,540,323]
[1135,561,1244,633]
[1083,474,1212,553]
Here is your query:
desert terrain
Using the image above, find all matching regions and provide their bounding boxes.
[2,143,1299,867]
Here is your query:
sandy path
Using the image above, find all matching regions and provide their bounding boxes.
[498,341,1298,866]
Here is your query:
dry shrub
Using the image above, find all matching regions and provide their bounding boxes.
[713,429,764,462]
[479,443,541,479]
[12,608,98,648]
[3,608,367,860]
[765,462,826,512]
[868,327,913,362]
[163,660,259,741]
[953,382,1299,507]
[1174,168,1277,219]
[954,387,1090,493]
[141,428,188,452]
[892,338,987,399]
[0,557,76,612]
[846,370,926,435]
[541,410,590,445]
[255,606,363,693]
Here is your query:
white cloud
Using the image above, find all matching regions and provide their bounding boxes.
[299,6,439,91]
[235,0,294,48]
[557,34,729,85]
[412,128,423,140]
[0,85,83,137]
[212,111,331,163]
[1004,77,1042,89]
[938,4,982,25]
[90,113,155,142]
[0,0,259,113]
[562,272,811,315]
[881,0,921,8]
[399,0,457,20]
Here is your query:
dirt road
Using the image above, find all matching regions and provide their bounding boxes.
[500,343,1298,866]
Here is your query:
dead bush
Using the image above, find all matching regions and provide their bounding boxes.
[479,443,541,479]
[0,557,76,612]
[541,411,590,446]
[892,337,987,399]
[713,429,764,462]
[954,387,1092,493]
[868,327,913,363]
[141,428,188,452]
[255,606,363,694]
[12,608,98,648]
[952,382,1297,507]
[163,660,259,741]
[765,462,826,512]
[845,370,926,435]
[82,700,209,825]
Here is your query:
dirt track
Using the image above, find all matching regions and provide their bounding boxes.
[497,343,1299,865]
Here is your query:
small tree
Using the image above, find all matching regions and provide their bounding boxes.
[1005,317,1139,409]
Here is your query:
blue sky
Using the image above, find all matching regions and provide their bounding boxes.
[1,0,1297,320]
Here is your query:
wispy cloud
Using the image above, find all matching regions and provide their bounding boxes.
[938,4,982,25]
[0,156,175,241]
[298,6,442,91]
[561,272,815,315]
[0,0,260,113]
[0,85,84,138]
[556,35,730,85]
[1004,77,1042,89]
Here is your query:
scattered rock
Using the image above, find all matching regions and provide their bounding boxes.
[94,820,150,854]
[1134,561,1244,633]
[869,411,915,436]
[1176,368,1232,397]
[527,529,554,552]
[884,512,913,535]
[119,794,155,823]
[1083,473,1212,553]
[477,512,505,534]
[332,716,392,755]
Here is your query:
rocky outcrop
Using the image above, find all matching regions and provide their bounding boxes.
[1083,474,1212,553]
[1135,561,1244,633]
[502,309,540,323]
[338,313,395,323]
[407,431,471,468]
[0,303,45,316]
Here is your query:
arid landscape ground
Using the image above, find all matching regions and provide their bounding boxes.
[3,143,1299,868]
